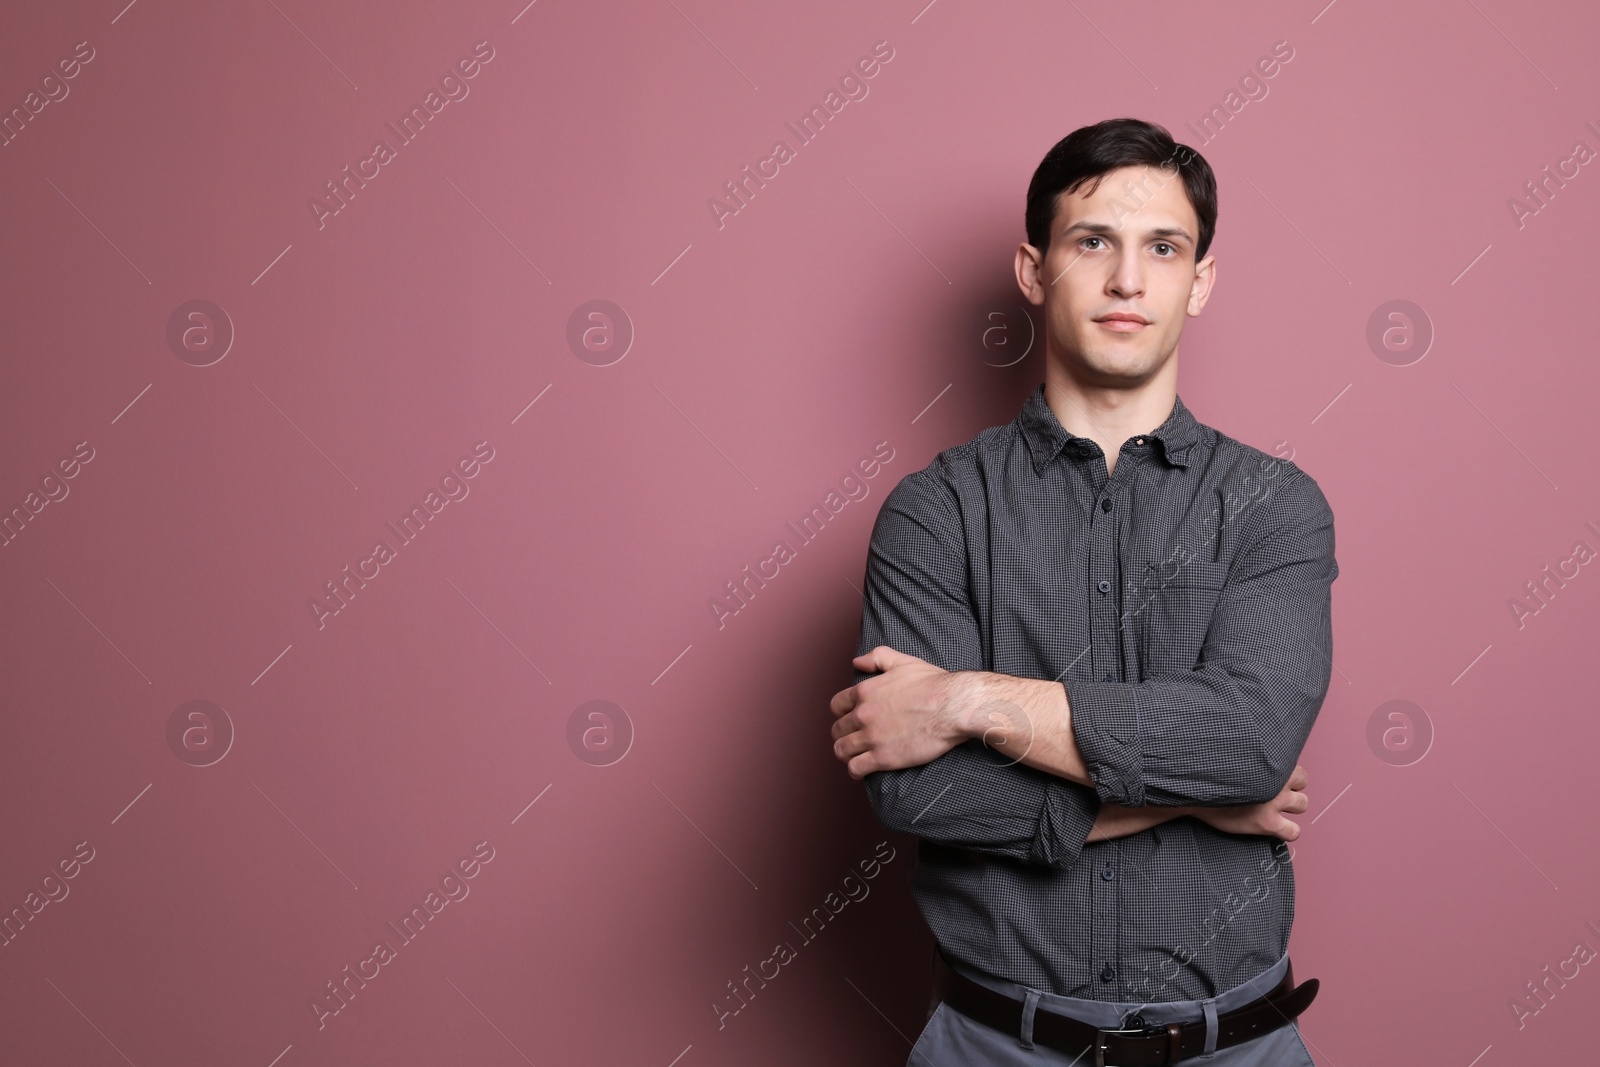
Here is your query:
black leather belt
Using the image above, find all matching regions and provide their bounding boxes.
[932,946,1319,1065]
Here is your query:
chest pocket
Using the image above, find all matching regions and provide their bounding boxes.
[1128,558,1231,676]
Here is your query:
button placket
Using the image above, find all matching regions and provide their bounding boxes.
[1088,449,1121,998]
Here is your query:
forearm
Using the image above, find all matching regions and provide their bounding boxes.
[955,658,1324,811]
[951,670,1095,788]
[1089,802,1197,842]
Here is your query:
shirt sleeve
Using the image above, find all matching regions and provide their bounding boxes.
[1067,469,1338,808]
[853,466,1101,870]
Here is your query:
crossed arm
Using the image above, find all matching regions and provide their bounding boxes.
[829,648,1310,844]
[831,465,1336,867]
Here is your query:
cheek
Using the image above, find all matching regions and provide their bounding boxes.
[1153,279,1193,317]
[1045,274,1093,319]
[1052,302,1089,338]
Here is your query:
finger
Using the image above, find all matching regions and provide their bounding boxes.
[831,711,860,742]
[846,750,877,781]
[829,684,862,718]
[833,730,868,763]
[1288,764,1308,790]
[853,646,898,672]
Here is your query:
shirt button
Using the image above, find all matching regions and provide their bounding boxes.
[1100,498,1113,512]
[1101,865,1116,881]
[1097,579,1112,594]
[1100,964,1116,982]
[1102,673,1112,682]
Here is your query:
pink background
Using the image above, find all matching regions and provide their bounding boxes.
[3,0,1599,1063]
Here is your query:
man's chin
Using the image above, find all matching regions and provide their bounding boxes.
[1053,334,1173,381]
[1077,352,1164,384]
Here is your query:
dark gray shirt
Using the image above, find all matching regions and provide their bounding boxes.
[853,383,1337,1002]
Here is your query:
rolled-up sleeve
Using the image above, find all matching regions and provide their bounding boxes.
[1067,470,1338,808]
[854,468,1101,869]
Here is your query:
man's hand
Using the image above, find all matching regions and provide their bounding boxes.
[1190,764,1310,842]
[829,647,972,781]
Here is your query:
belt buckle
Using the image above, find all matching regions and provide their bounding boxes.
[1094,1013,1165,1067]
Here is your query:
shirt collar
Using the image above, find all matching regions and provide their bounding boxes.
[1017,382,1203,475]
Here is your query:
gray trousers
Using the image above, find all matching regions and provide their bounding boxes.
[907,950,1316,1066]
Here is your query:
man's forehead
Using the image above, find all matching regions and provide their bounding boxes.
[1057,167,1197,238]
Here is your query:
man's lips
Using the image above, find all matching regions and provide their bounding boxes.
[1094,314,1148,331]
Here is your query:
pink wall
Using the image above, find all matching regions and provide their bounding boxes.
[2,0,1598,1063]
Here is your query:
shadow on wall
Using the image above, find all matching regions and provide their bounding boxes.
[686,219,1049,1052]
[766,255,1046,1032]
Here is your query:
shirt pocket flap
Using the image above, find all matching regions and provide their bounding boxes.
[1141,558,1230,589]
[1131,559,1231,674]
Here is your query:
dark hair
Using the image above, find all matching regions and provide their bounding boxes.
[1025,117,1218,264]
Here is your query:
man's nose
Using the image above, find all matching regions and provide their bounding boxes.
[1108,251,1144,296]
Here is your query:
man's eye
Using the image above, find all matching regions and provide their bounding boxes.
[1154,243,1174,256]
[1081,236,1105,250]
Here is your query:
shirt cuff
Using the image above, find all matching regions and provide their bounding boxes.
[1028,778,1101,868]
[1064,680,1145,808]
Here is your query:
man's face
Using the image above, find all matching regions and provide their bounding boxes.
[1017,163,1214,387]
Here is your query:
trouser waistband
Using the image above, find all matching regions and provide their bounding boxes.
[931,946,1317,1063]
[942,949,1290,1027]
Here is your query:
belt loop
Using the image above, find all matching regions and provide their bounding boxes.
[1201,997,1219,1056]
[1017,988,1042,1049]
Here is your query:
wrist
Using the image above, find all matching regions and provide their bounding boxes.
[944,670,987,740]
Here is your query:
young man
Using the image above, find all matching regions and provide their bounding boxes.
[830,118,1337,1065]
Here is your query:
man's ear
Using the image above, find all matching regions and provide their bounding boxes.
[1187,253,1216,317]
[1015,243,1046,306]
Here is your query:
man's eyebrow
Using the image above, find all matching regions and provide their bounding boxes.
[1060,220,1193,244]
